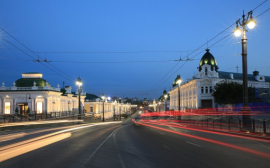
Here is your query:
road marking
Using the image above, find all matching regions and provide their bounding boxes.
[84,124,132,168]
[186,141,202,147]
[113,124,132,168]
[164,145,171,150]
[159,132,164,135]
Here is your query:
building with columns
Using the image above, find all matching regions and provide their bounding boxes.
[170,49,270,110]
[0,72,86,115]
[84,99,135,120]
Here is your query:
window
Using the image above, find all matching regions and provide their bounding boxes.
[37,102,43,113]
[205,67,208,75]
[90,107,93,112]
[205,86,208,93]
[201,87,204,94]
[5,102,11,114]
[210,86,213,93]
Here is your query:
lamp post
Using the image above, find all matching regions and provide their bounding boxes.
[76,77,82,120]
[176,76,182,120]
[163,90,168,112]
[113,101,116,121]
[101,94,105,122]
[234,10,256,127]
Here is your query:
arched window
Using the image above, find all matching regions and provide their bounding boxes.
[205,86,208,93]
[205,67,208,75]
[210,86,213,93]
[201,87,204,94]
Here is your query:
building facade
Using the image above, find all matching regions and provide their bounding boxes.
[170,49,270,110]
[84,99,135,120]
[0,72,86,115]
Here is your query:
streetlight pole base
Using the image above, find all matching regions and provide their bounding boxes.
[241,107,252,130]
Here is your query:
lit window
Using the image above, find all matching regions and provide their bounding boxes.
[5,102,11,114]
[37,102,43,113]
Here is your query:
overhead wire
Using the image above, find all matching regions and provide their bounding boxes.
[148,0,270,94]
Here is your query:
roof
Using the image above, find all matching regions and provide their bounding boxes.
[85,93,99,100]
[219,71,270,82]
[199,49,218,71]
[15,78,50,87]
[22,72,42,74]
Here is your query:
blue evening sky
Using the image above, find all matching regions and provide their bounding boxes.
[0,0,270,99]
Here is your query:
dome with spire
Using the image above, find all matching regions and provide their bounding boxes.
[199,49,218,72]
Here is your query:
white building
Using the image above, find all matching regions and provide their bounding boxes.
[170,49,270,110]
[0,72,86,115]
[84,99,134,120]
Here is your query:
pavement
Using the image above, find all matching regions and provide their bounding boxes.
[0,118,270,168]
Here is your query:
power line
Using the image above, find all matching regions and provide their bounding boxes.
[147,1,269,95]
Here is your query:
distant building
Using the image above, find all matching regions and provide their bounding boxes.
[0,72,86,115]
[170,49,270,110]
[84,99,134,120]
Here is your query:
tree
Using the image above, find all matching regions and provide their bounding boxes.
[15,107,19,115]
[212,81,254,105]
[27,108,31,115]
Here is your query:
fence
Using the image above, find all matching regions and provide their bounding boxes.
[178,116,270,134]
[0,111,80,123]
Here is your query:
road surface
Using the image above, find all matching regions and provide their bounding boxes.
[0,119,270,168]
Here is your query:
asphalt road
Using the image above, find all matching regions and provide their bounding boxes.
[0,119,270,168]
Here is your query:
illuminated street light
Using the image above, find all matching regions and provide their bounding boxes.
[176,75,182,120]
[163,90,168,112]
[234,25,242,37]
[234,10,256,127]
[76,77,82,120]
[101,93,105,122]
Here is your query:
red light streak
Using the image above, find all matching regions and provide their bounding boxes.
[141,120,270,142]
[135,121,270,159]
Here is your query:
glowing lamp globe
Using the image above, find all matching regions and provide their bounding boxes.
[247,18,256,29]
[234,27,242,37]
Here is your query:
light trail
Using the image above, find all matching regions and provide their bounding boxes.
[141,120,270,142]
[135,121,270,159]
[0,122,121,162]
[0,123,94,142]
[0,133,71,162]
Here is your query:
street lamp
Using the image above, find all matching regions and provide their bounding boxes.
[233,10,256,127]
[176,75,182,120]
[113,101,116,121]
[163,90,168,112]
[76,77,82,120]
[101,93,105,122]
[158,102,161,112]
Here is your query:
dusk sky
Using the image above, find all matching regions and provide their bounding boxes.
[0,0,270,100]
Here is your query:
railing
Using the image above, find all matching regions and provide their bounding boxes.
[174,116,270,134]
[0,111,81,123]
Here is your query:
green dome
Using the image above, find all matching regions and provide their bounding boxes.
[15,78,50,87]
[199,49,218,72]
